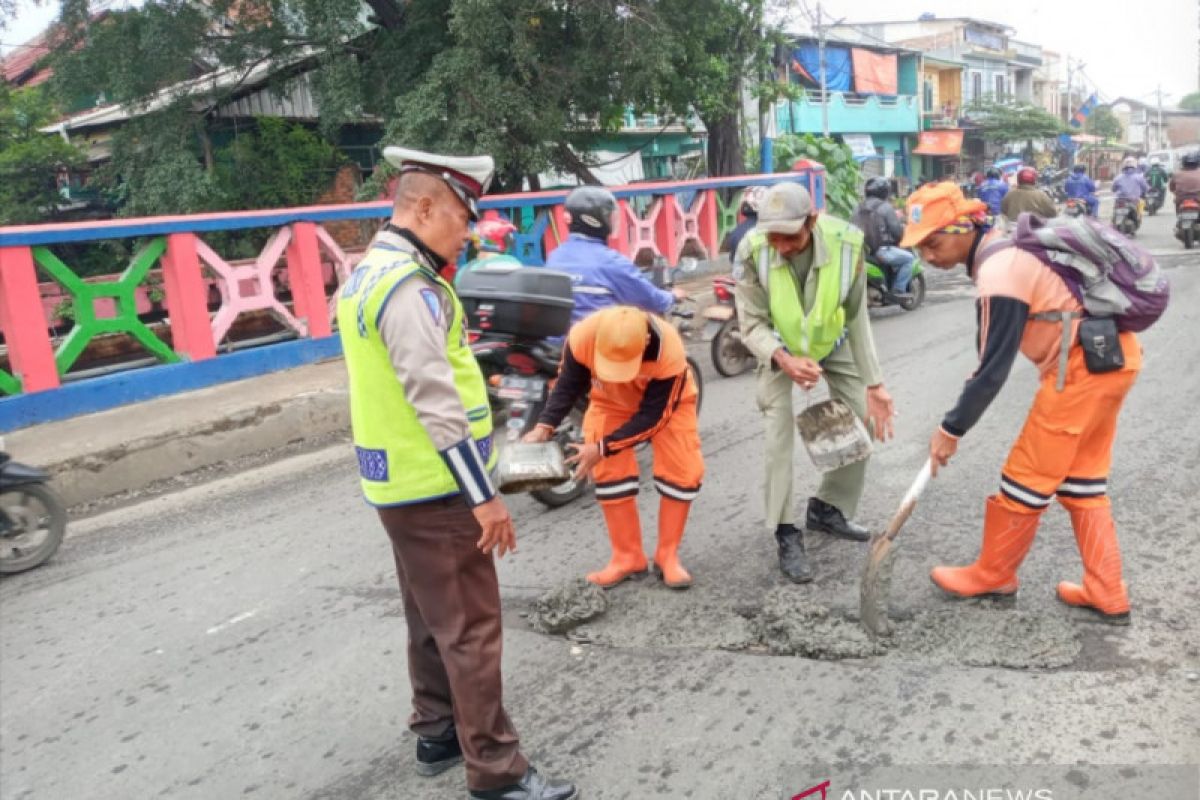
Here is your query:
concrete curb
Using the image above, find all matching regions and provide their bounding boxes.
[6,362,350,509]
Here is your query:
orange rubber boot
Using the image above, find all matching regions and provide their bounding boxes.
[1057,506,1130,625]
[931,496,1040,598]
[588,497,648,588]
[653,497,693,589]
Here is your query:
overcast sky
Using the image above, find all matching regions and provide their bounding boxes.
[5,0,1198,106]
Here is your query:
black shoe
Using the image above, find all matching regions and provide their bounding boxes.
[469,767,578,800]
[806,498,870,542]
[775,524,814,584]
[416,726,463,777]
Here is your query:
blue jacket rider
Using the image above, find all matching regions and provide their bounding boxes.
[977,168,1009,216]
[1064,165,1099,217]
[547,185,680,326]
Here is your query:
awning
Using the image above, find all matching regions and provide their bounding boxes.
[842,133,877,159]
[912,129,963,156]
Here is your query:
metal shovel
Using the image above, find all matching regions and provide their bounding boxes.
[795,394,873,473]
[859,459,933,637]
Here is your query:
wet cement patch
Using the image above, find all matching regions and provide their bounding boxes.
[525,579,609,635]
[527,580,1084,670]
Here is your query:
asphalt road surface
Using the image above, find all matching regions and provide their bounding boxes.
[2,207,1198,799]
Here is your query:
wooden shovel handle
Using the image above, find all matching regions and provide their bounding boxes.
[881,459,933,544]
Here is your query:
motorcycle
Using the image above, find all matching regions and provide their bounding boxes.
[1064,197,1089,218]
[702,275,753,378]
[1146,186,1165,216]
[0,448,67,574]
[1112,197,1140,237]
[866,252,927,311]
[1174,198,1200,249]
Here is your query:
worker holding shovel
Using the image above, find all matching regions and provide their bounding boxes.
[734,182,896,584]
[900,183,1149,625]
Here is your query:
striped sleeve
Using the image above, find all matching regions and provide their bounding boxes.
[601,373,686,454]
[439,437,496,507]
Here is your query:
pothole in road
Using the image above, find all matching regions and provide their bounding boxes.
[522,579,1083,670]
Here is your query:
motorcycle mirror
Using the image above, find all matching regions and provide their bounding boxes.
[679,256,699,273]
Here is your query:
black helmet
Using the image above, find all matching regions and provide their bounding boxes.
[986,168,1001,180]
[564,186,617,239]
[1072,164,1086,173]
[864,176,891,200]
[1183,151,1200,169]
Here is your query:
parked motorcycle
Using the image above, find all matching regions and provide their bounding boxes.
[702,275,753,378]
[1146,187,1165,216]
[1175,198,1200,249]
[866,253,927,311]
[1064,198,1088,218]
[0,448,67,574]
[1112,197,1140,237]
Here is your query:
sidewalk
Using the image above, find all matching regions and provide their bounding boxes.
[5,268,726,509]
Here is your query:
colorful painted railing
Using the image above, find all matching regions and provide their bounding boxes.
[0,169,825,429]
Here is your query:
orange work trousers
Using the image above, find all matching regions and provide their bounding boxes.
[584,399,704,504]
[997,333,1141,516]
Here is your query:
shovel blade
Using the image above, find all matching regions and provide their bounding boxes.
[796,398,873,473]
[859,535,895,637]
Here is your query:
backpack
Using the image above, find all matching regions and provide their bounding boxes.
[979,212,1169,333]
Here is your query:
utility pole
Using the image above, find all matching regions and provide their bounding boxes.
[1156,84,1165,151]
[1065,56,1072,125]
[817,0,829,138]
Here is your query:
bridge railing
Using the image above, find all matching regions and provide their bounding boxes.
[0,168,825,429]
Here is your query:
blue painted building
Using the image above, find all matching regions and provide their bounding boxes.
[774,36,923,183]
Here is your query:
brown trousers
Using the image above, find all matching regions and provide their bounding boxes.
[378,497,528,791]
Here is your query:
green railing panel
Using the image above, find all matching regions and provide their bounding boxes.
[0,368,20,396]
[32,238,180,375]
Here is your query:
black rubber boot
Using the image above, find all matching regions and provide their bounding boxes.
[775,524,814,584]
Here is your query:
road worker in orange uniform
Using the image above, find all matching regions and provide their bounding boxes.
[901,183,1141,624]
[525,306,703,589]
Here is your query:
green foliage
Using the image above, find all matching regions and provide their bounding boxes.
[0,84,86,225]
[1085,107,1124,144]
[965,100,1066,145]
[749,134,861,219]
[215,117,344,209]
[1179,92,1200,112]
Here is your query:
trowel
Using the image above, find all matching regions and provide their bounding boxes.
[795,395,873,473]
[860,459,933,637]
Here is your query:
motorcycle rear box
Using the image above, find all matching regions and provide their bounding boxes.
[458,263,575,339]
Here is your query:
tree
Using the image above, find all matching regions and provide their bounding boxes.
[966,100,1067,146]
[0,83,86,225]
[1085,107,1124,144]
[652,0,790,178]
[1179,92,1200,112]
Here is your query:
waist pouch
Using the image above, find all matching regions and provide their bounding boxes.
[1078,316,1125,374]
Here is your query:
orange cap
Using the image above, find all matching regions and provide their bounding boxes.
[900,182,988,248]
[594,307,648,383]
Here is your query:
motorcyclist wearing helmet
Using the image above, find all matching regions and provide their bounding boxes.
[1136,156,1149,174]
[851,176,913,295]
[1147,158,1170,193]
[725,186,765,264]
[1112,156,1150,224]
[1001,166,1057,222]
[547,185,683,326]
[977,167,1008,216]
[1063,164,1099,217]
[455,218,521,286]
[1169,151,1200,210]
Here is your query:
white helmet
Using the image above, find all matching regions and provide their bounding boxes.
[1149,157,1161,167]
[1122,156,1137,169]
[741,186,766,214]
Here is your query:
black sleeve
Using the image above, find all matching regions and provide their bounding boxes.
[601,373,685,454]
[941,296,1029,437]
[537,344,591,429]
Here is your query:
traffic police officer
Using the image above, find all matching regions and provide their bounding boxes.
[337,146,577,800]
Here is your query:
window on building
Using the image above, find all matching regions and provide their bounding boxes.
[924,79,934,112]
[995,75,1005,100]
[971,72,983,101]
